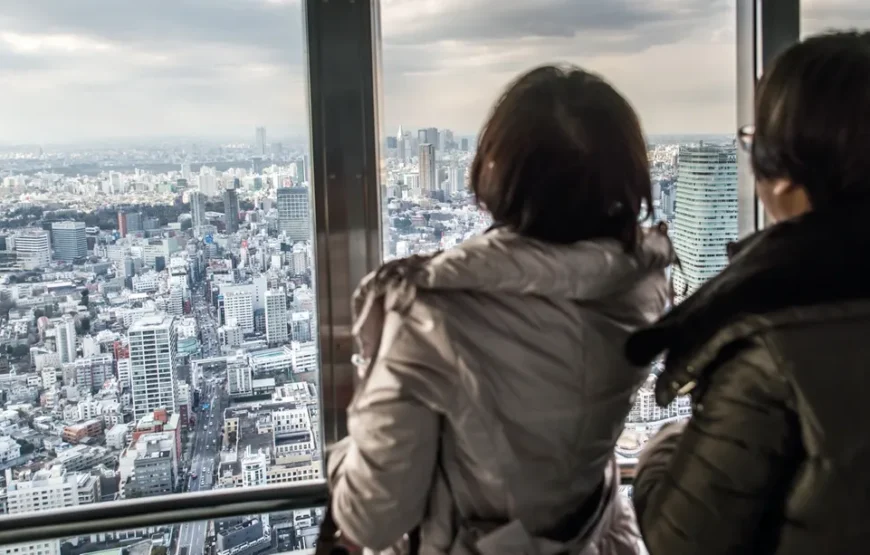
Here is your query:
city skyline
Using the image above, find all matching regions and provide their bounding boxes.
[0,0,867,144]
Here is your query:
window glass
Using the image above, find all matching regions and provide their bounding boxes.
[0,1,321,550]
[803,0,870,37]
[380,0,736,467]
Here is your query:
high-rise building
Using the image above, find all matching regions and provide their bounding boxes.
[181,163,191,181]
[424,127,439,149]
[129,314,178,421]
[117,211,128,238]
[1,466,100,555]
[672,144,738,302]
[189,190,206,229]
[256,126,267,156]
[199,172,219,197]
[397,125,406,163]
[419,144,436,194]
[223,181,240,233]
[56,315,77,364]
[127,212,143,234]
[168,287,184,316]
[265,288,289,346]
[449,164,466,194]
[51,221,87,262]
[460,138,469,151]
[13,229,50,270]
[223,291,254,334]
[293,157,309,185]
[277,187,311,242]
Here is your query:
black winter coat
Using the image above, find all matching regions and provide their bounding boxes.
[625,204,870,555]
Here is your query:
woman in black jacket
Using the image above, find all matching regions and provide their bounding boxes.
[625,32,870,555]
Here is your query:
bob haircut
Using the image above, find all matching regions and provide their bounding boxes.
[469,65,652,250]
[753,31,870,208]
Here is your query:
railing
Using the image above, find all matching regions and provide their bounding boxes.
[0,481,329,546]
[0,464,638,548]
[619,460,638,485]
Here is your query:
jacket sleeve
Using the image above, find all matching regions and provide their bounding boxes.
[327,310,446,551]
[632,338,801,555]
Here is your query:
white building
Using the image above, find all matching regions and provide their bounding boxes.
[56,315,77,364]
[117,358,132,390]
[671,144,738,302]
[290,341,318,374]
[223,290,254,334]
[129,314,178,421]
[219,323,243,350]
[290,311,312,342]
[1,466,100,555]
[0,435,21,463]
[277,187,311,242]
[132,271,160,293]
[106,423,131,450]
[168,286,184,316]
[248,347,293,376]
[227,358,253,398]
[12,229,51,270]
[265,288,289,346]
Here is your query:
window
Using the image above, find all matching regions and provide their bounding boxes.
[802,0,870,36]
[0,0,321,553]
[380,0,736,465]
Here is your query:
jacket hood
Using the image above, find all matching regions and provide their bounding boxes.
[352,227,674,364]
[626,201,870,405]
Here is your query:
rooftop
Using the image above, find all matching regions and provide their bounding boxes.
[129,313,174,332]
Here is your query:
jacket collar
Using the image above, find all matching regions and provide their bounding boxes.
[626,201,870,404]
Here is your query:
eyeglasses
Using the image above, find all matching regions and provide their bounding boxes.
[738,124,755,154]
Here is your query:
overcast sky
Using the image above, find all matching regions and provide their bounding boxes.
[0,0,868,145]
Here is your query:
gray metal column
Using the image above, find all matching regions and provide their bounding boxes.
[736,0,800,234]
[305,0,383,446]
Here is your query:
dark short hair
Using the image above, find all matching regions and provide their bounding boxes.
[470,65,652,250]
[754,31,870,207]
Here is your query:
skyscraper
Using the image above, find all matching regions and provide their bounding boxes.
[265,288,289,346]
[117,211,128,238]
[277,187,311,242]
[256,126,267,156]
[13,229,50,270]
[223,290,254,333]
[397,125,406,163]
[672,144,738,302]
[51,221,87,262]
[223,181,240,233]
[449,164,466,194]
[129,314,178,421]
[181,162,191,181]
[424,127,439,149]
[419,144,436,195]
[56,315,77,364]
[189,190,206,229]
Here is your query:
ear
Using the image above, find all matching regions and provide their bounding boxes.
[772,179,797,197]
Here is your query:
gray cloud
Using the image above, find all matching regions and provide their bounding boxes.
[0,0,867,144]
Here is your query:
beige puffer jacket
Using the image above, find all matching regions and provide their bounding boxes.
[327,227,672,554]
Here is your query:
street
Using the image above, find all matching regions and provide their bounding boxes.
[177,288,225,555]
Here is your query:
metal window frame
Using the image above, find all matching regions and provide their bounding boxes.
[736,0,800,235]
[307,0,384,448]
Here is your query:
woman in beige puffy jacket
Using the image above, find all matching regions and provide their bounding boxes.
[327,65,673,555]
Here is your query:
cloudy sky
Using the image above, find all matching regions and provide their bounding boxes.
[0,0,868,145]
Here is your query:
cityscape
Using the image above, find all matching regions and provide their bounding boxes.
[0,125,738,555]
